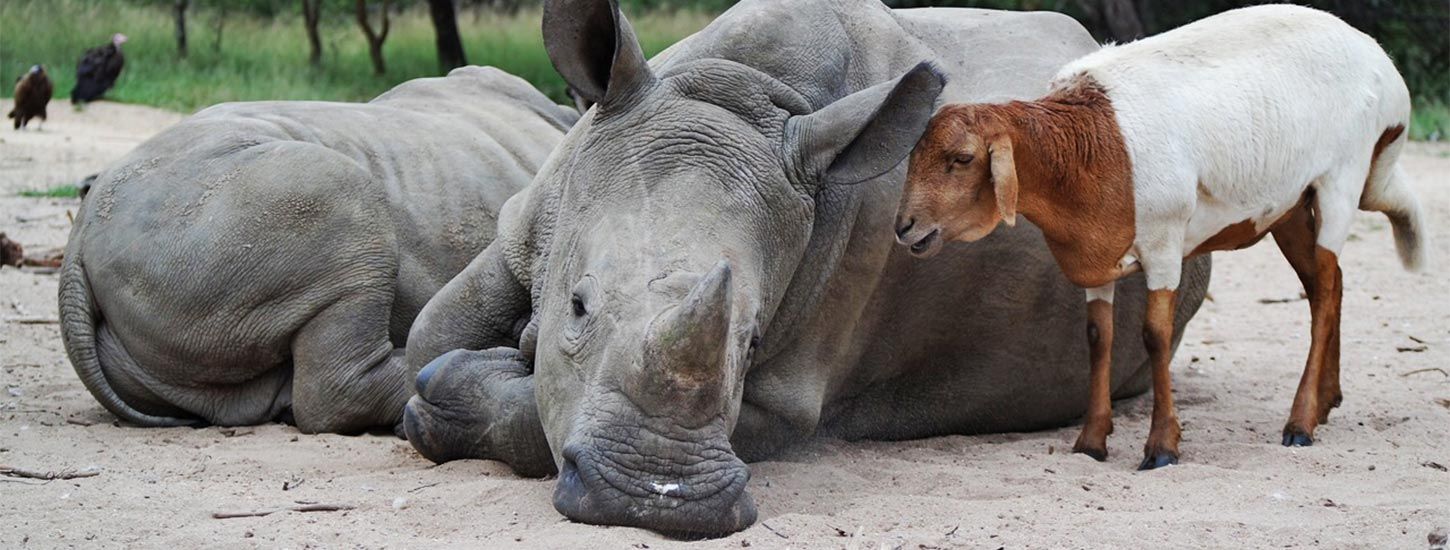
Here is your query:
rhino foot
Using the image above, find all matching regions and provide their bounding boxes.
[403,348,556,477]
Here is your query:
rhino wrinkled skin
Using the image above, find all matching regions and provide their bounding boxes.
[58,67,579,434]
[403,0,1212,537]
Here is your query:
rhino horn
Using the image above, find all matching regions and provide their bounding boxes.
[645,261,733,388]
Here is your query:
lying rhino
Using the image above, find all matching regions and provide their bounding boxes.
[403,0,1211,536]
[59,67,578,434]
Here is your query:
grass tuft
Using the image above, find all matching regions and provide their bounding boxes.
[18,185,80,198]
[1410,99,1449,142]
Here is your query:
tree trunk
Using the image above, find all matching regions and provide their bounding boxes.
[212,5,226,53]
[355,0,391,75]
[174,0,189,59]
[1100,0,1145,41]
[427,0,467,72]
[302,0,324,67]
[1075,0,1146,42]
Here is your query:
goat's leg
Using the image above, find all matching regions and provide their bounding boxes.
[1281,246,1343,446]
[1139,287,1182,470]
[1271,205,1343,428]
[1284,188,1356,446]
[1073,283,1117,461]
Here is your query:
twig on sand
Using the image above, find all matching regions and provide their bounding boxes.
[212,503,356,519]
[1397,345,1429,353]
[408,481,443,493]
[3,317,60,325]
[1257,295,1306,304]
[1409,335,1430,345]
[1400,368,1447,378]
[282,476,304,491]
[0,477,52,485]
[1,465,100,480]
[760,523,788,539]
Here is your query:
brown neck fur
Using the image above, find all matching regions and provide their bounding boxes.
[974,79,1136,288]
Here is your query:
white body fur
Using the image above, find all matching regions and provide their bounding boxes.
[1052,4,1424,290]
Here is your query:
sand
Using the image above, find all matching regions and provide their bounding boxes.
[2,99,1446,549]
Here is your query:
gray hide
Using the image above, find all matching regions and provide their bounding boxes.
[402,0,1211,536]
[58,66,578,434]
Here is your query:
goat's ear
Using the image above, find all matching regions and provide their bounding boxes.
[785,62,946,192]
[988,135,1019,227]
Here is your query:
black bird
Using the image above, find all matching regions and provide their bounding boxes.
[9,65,53,130]
[71,33,127,105]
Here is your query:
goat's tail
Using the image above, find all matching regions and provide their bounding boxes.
[1360,126,1428,272]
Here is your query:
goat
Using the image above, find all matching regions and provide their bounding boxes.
[894,4,1427,470]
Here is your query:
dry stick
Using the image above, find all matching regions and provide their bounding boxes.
[407,481,443,493]
[0,465,100,480]
[1400,367,1448,378]
[4,317,60,325]
[212,503,356,519]
[0,477,51,485]
[761,523,789,539]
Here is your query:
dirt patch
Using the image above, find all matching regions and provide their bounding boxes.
[2,100,1446,548]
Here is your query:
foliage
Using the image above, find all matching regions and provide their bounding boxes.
[0,0,710,110]
[17,185,81,198]
[1,0,1444,139]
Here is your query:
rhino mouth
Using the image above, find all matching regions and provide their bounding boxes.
[552,435,757,537]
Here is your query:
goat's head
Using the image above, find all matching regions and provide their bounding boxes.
[895,105,1018,258]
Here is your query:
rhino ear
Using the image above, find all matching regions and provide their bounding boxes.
[786,62,947,191]
[543,0,656,109]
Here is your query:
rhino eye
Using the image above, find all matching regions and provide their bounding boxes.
[571,294,587,317]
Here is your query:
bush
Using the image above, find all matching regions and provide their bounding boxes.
[0,0,711,110]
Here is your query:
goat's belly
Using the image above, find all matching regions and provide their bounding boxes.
[1182,191,1307,256]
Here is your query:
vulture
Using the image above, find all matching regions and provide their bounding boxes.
[0,233,22,269]
[8,65,53,130]
[71,33,128,105]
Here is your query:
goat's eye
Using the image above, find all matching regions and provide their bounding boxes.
[953,154,975,165]
[571,295,587,317]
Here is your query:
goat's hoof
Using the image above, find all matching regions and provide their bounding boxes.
[1316,396,1343,424]
[1281,430,1314,447]
[1137,452,1178,471]
[1072,442,1109,462]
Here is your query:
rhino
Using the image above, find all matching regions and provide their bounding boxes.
[58,67,578,434]
[401,0,1212,536]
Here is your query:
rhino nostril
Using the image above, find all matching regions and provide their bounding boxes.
[895,216,915,239]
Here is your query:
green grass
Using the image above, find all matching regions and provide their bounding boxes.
[1410,99,1449,142]
[0,0,711,111]
[18,184,80,198]
[2,1,1445,141]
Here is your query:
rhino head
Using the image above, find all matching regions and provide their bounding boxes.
[520,0,945,535]
[405,0,945,536]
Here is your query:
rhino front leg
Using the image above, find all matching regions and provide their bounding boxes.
[403,348,555,476]
[401,241,551,475]
[404,240,531,374]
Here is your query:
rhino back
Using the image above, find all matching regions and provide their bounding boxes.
[71,69,569,388]
[185,74,568,334]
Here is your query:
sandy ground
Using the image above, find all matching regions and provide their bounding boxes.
[1,99,1446,549]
